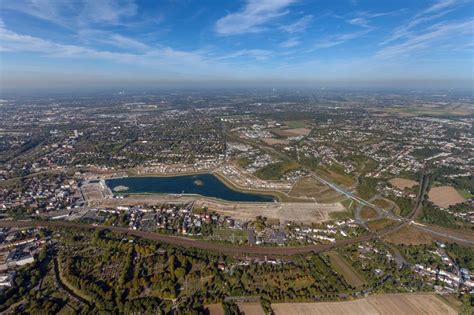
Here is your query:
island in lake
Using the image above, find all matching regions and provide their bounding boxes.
[105,174,274,202]
[113,185,129,192]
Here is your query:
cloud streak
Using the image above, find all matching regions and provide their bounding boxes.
[215,0,296,35]
[377,20,473,58]
[381,0,461,45]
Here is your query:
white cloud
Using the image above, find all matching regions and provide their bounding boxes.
[78,0,137,25]
[215,0,296,35]
[280,38,301,48]
[348,17,370,28]
[280,15,313,33]
[382,0,461,45]
[2,0,137,28]
[424,0,457,14]
[216,49,273,61]
[315,29,371,48]
[376,20,474,58]
[78,29,149,51]
[0,21,202,69]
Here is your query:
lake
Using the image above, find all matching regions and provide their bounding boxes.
[105,174,275,202]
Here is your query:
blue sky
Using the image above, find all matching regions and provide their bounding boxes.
[0,0,473,90]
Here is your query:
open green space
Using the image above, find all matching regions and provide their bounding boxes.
[254,161,300,180]
[325,251,367,288]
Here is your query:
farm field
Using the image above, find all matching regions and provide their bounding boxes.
[204,304,224,315]
[271,128,312,137]
[389,178,418,190]
[271,293,457,315]
[237,302,266,315]
[428,186,466,208]
[260,138,290,145]
[325,251,366,288]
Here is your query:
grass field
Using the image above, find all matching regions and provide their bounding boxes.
[284,120,308,128]
[211,227,247,243]
[254,161,300,180]
[271,293,457,315]
[289,176,343,202]
[384,225,435,245]
[458,189,473,199]
[325,251,366,288]
[360,207,379,220]
[367,218,396,231]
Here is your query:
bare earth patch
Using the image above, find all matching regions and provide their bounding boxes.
[281,128,312,136]
[205,304,224,315]
[272,293,457,315]
[389,178,418,190]
[428,186,466,208]
[261,138,290,145]
[237,302,266,315]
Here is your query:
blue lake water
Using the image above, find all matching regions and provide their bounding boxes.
[105,174,275,202]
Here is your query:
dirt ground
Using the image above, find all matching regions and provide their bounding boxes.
[281,128,312,136]
[204,304,224,315]
[260,138,290,145]
[201,200,345,223]
[389,178,418,190]
[428,186,466,208]
[98,195,345,223]
[271,293,457,315]
[271,128,312,137]
[237,302,266,315]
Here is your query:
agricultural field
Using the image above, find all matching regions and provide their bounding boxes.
[237,302,266,315]
[389,178,418,190]
[373,104,474,117]
[325,251,367,288]
[271,293,457,315]
[260,138,290,146]
[205,303,224,315]
[428,186,466,208]
[271,128,312,137]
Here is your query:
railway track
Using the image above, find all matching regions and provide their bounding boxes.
[1,174,472,257]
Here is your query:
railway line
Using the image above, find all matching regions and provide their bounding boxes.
[1,174,472,258]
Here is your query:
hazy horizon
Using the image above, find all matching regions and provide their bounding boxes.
[1,0,473,93]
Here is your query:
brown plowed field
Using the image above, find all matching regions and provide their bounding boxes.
[272,293,457,315]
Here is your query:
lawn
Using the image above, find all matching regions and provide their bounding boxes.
[325,251,367,288]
